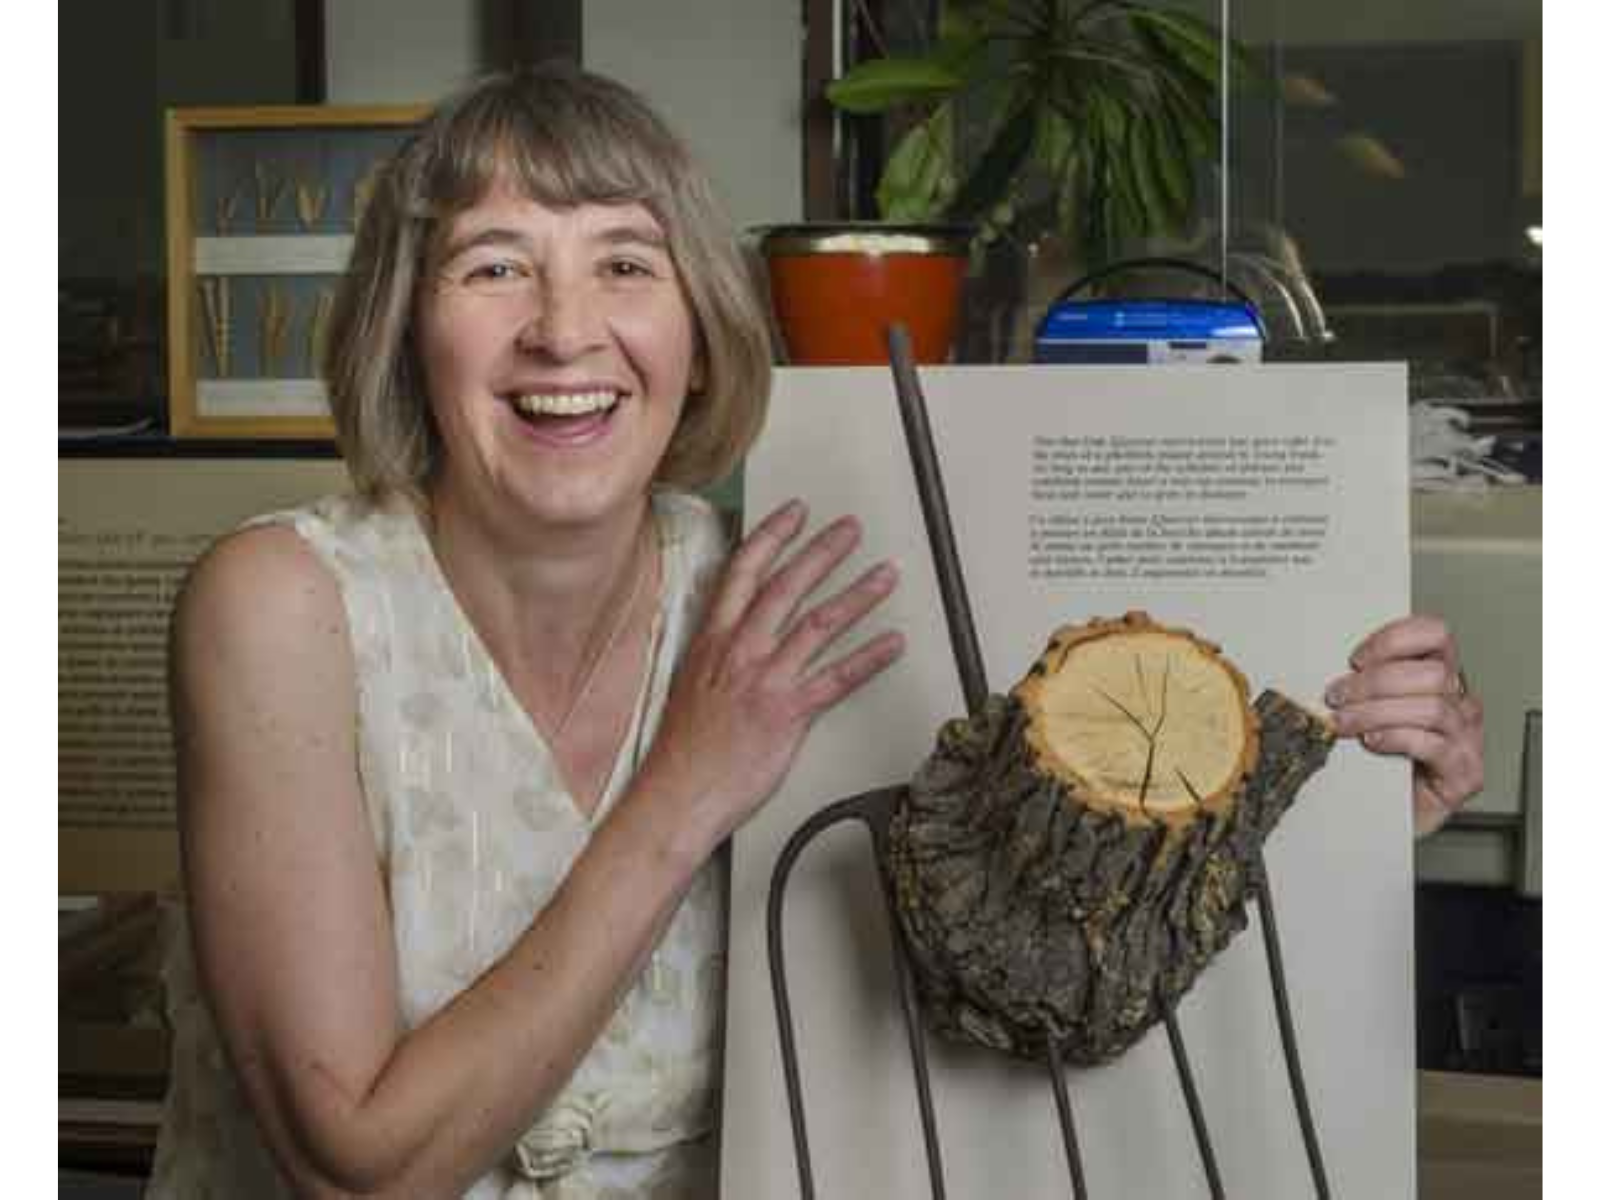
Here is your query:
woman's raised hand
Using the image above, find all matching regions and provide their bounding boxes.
[642,499,904,846]
[1323,613,1485,837]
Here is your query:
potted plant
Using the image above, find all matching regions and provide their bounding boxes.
[755,0,1253,364]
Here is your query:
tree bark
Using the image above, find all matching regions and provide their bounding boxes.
[887,613,1336,1065]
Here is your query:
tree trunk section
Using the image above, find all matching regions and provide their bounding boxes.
[887,613,1336,1065]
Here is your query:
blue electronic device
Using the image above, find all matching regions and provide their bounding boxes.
[1034,297,1264,364]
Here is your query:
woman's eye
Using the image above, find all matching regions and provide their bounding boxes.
[462,261,528,289]
[605,258,656,280]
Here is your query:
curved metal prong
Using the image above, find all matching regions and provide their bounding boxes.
[768,786,948,1199]
[1044,1036,1090,1198]
[1165,1009,1227,1199]
[1253,858,1332,1198]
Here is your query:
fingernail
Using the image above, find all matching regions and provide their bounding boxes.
[872,561,898,587]
[1324,682,1346,707]
[1362,731,1384,749]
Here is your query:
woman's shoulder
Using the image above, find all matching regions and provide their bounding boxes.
[180,489,428,642]
[165,528,354,764]
[174,491,404,645]
[174,518,345,652]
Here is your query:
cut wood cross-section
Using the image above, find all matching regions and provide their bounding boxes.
[888,611,1336,1065]
[1016,613,1259,827]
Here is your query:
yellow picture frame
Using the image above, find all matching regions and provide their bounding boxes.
[164,104,427,439]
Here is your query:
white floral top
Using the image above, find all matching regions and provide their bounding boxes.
[148,488,731,1200]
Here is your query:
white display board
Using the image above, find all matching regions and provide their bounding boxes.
[725,364,1413,1199]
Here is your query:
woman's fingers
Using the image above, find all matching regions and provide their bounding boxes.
[767,560,899,678]
[1348,612,1456,672]
[702,503,871,657]
[1329,694,1468,740]
[741,515,864,645]
[1334,613,1485,834]
[1414,776,1465,838]
[645,505,905,841]
[1325,657,1456,708]
[797,630,907,713]
[1356,723,1447,764]
[1351,720,1485,829]
[702,499,808,637]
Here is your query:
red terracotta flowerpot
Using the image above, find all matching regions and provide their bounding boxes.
[754,224,973,365]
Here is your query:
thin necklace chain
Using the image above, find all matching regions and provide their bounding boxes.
[548,518,656,744]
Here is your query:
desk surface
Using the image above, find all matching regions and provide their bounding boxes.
[1417,1070,1541,1200]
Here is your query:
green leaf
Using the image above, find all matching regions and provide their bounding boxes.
[1085,87,1129,156]
[826,56,964,114]
[1081,85,1132,163]
[1110,135,1151,240]
[1036,105,1076,180]
[1144,42,1221,162]
[1087,111,1147,261]
[1150,94,1197,224]
[1126,112,1170,233]
[1108,162,1143,258]
[875,104,956,222]
[1175,91,1221,162]
[1073,122,1113,269]
[1055,181,1079,257]
[1129,10,1222,79]
[1131,21,1206,97]
[947,103,1039,223]
[1129,10,1260,93]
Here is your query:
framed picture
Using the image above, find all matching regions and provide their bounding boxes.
[164,104,427,439]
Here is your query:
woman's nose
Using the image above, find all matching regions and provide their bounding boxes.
[516,283,605,360]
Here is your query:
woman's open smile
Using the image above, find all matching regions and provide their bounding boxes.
[503,384,627,446]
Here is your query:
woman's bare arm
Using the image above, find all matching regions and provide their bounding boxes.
[172,503,901,1196]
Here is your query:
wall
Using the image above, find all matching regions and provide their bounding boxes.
[60,0,159,281]
[323,0,485,103]
[60,0,299,281]
[321,0,803,229]
[583,0,801,229]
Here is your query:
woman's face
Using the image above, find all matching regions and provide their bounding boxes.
[415,186,700,535]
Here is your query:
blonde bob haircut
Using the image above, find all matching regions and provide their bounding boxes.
[324,63,772,500]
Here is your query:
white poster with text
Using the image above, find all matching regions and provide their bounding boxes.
[725,364,1413,1199]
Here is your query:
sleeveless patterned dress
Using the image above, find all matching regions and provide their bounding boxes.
[148,488,731,1199]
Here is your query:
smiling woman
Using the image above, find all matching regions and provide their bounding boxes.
[148,64,905,1199]
[324,65,772,508]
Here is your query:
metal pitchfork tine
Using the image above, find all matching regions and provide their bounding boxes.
[765,325,1332,1199]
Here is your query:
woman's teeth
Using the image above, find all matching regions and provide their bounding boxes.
[511,390,620,417]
